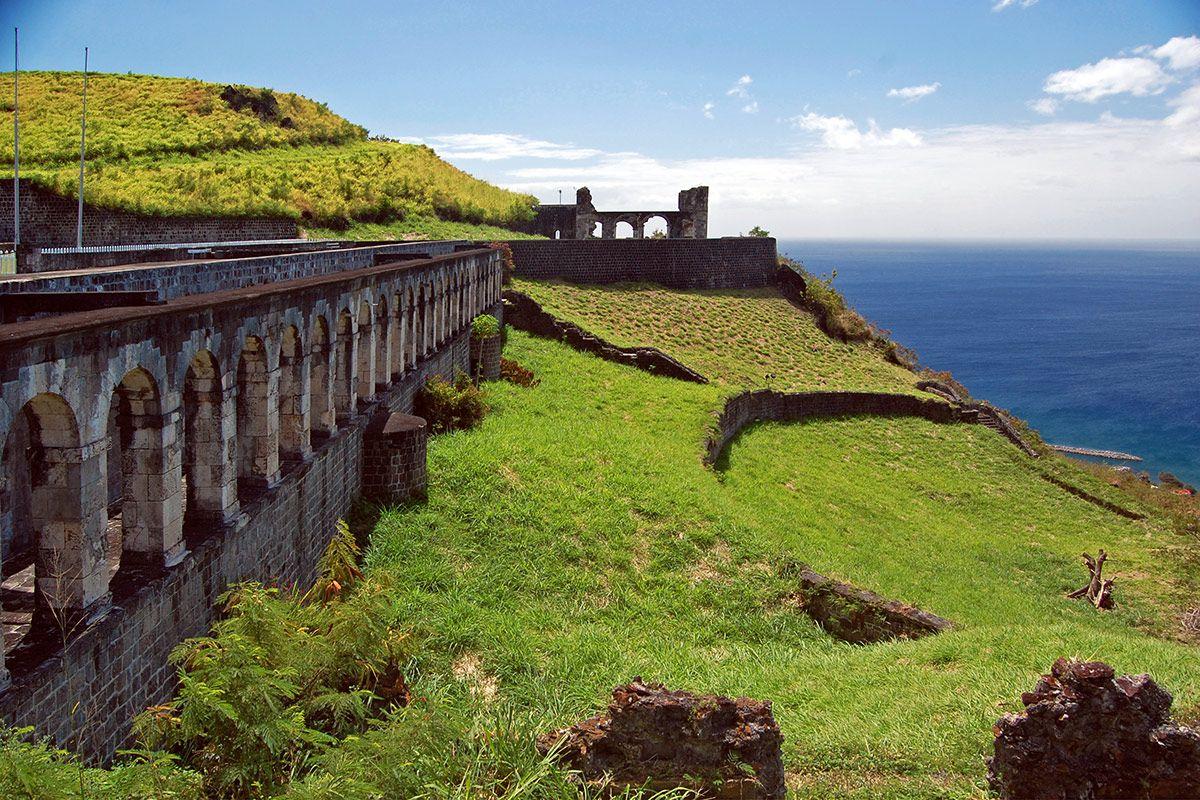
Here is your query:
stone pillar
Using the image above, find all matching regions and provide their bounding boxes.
[238,363,281,490]
[390,303,404,379]
[34,437,110,621]
[356,320,377,402]
[119,404,186,569]
[470,333,502,382]
[334,323,356,425]
[185,380,240,525]
[375,310,392,392]
[602,220,616,240]
[280,352,312,462]
[361,413,427,504]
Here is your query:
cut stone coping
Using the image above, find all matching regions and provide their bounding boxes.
[787,566,954,644]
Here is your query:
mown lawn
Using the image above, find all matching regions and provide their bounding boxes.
[511,280,918,394]
[365,325,1198,798]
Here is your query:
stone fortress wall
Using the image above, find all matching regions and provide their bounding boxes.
[0,244,503,760]
[523,186,708,240]
[0,179,298,248]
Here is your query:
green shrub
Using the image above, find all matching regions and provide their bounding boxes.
[415,372,489,434]
[471,314,501,339]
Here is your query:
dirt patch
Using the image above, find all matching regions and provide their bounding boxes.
[451,653,499,702]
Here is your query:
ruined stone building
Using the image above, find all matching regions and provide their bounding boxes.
[523,186,709,240]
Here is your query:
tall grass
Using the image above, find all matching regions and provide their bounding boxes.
[0,72,537,229]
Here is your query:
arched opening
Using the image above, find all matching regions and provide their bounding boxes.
[334,310,355,424]
[615,221,635,239]
[554,229,561,239]
[183,350,235,529]
[2,393,106,652]
[356,301,375,404]
[279,325,309,465]
[236,336,279,501]
[406,286,418,368]
[645,215,669,239]
[310,316,335,445]
[591,221,603,239]
[106,367,182,578]
[374,297,391,394]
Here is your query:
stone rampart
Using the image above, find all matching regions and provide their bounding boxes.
[505,237,778,289]
[0,180,297,248]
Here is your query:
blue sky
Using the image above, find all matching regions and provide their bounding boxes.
[4,0,1199,238]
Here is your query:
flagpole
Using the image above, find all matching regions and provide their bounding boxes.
[12,28,18,247]
[76,46,88,249]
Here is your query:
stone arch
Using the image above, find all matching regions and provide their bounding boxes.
[2,392,108,643]
[356,300,376,403]
[235,336,280,499]
[374,295,391,394]
[615,220,635,239]
[591,221,603,239]
[334,309,355,423]
[645,215,669,239]
[106,367,184,577]
[554,229,561,239]
[279,325,310,464]
[182,349,236,528]
[309,315,335,442]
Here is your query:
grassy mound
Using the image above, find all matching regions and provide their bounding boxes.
[0,71,536,232]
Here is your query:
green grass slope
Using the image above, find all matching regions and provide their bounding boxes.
[365,326,1196,798]
[512,279,918,393]
[0,71,536,233]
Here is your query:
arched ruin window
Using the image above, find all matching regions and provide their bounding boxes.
[615,221,635,239]
[183,350,234,528]
[591,221,603,239]
[645,216,669,239]
[334,310,355,423]
[279,325,309,465]
[554,229,561,239]
[235,336,279,500]
[309,316,335,443]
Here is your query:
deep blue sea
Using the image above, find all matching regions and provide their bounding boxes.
[778,240,1200,486]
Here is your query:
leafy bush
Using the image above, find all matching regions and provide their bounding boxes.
[500,357,540,387]
[415,372,489,434]
[0,729,203,799]
[132,525,411,798]
[471,314,501,338]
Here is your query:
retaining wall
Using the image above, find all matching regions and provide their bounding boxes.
[1,180,297,248]
[706,390,959,466]
[505,237,778,289]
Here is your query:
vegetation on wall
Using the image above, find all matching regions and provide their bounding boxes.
[0,72,537,231]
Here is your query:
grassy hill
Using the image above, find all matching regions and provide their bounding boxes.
[3,282,1197,797]
[0,72,537,235]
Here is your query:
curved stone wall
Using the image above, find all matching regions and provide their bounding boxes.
[704,389,959,466]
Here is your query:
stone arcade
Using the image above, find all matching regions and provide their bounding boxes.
[524,186,709,240]
[0,243,503,759]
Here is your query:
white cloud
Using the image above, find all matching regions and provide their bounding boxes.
[742,101,759,114]
[702,101,715,120]
[887,82,941,102]
[1153,35,1200,72]
[847,68,863,79]
[1027,97,1059,115]
[790,112,923,149]
[727,74,753,99]
[1044,57,1173,102]
[417,133,601,161]
[992,0,1037,11]
[482,102,1197,239]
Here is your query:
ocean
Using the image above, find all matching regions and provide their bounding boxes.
[778,240,1200,487]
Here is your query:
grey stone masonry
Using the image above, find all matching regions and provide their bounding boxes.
[362,413,428,504]
[470,334,502,381]
[505,237,777,289]
[0,242,504,762]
